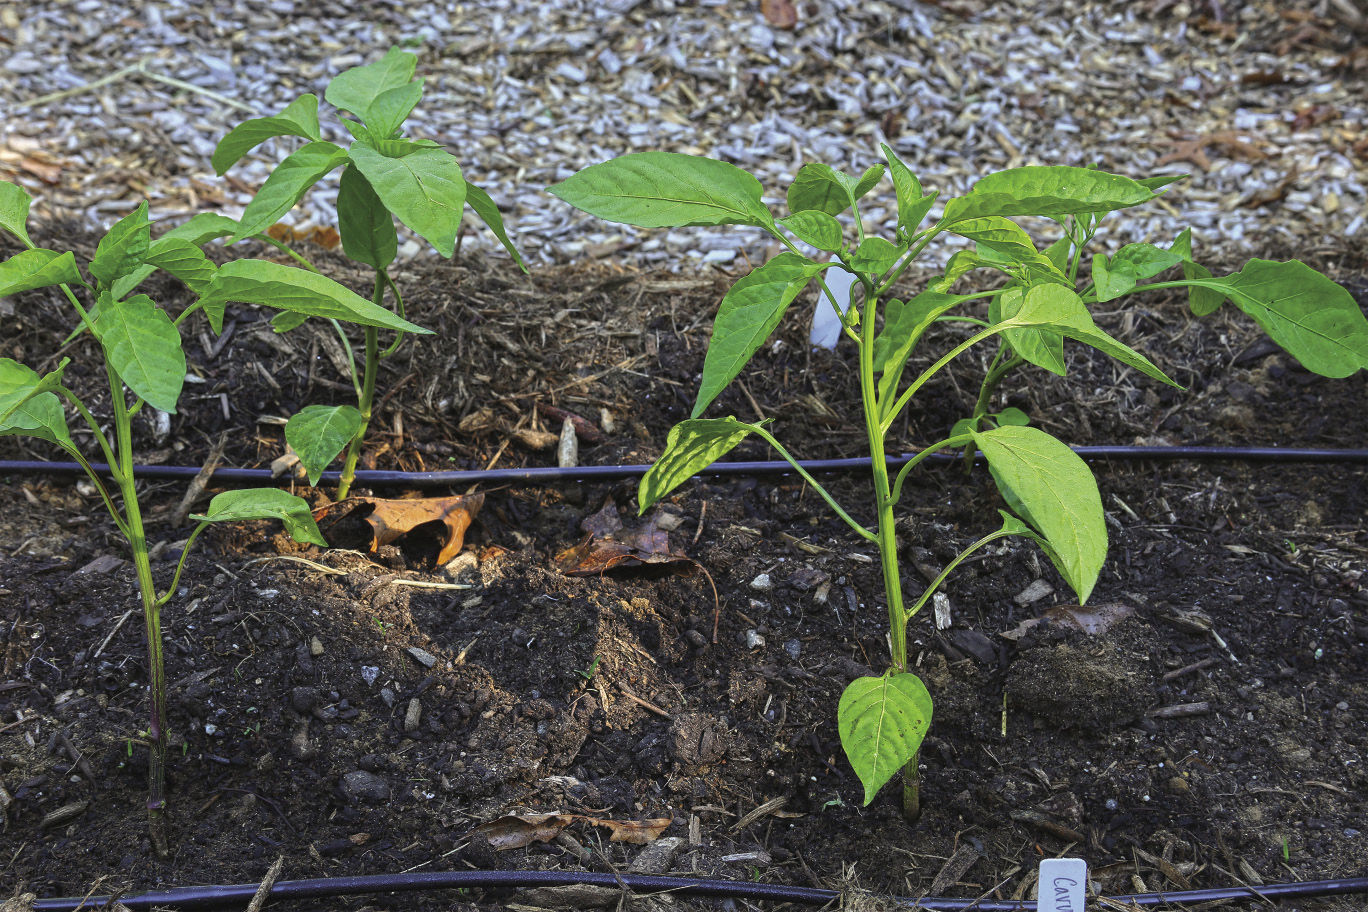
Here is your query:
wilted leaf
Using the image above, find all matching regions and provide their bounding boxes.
[596,816,671,844]
[761,0,798,28]
[313,493,484,566]
[1000,602,1136,640]
[474,813,671,850]
[555,503,691,576]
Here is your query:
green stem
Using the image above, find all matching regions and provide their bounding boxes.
[744,423,875,543]
[875,228,940,298]
[883,325,1004,434]
[378,270,406,359]
[335,273,384,499]
[889,434,972,507]
[959,349,1023,471]
[904,527,1020,623]
[253,233,320,273]
[107,363,169,857]
[156,522,209,606]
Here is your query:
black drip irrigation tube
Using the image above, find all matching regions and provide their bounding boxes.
[2,445,1367,490]
[29,870,1368,911]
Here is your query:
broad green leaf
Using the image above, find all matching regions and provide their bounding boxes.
[341,118,375,145]
[778,210,843,252]
[933,248,1065,293]
[232,141,348,242]
[1138,174,1187,192]
[1042,234,1072,273]
[270,310,309,333]
[838,673,933,805]
[203,259,430,334]
[143,238,217,294]
[326,46,418,122]
[337,166,398,270]
[639,416,757,511]
[1090,242,1182,302]
[1170,228,1223,316]
[852,164,885,200]
[787,163,854,216]
[89,202,151,286]
[997,286,1065,375]
[880,143,925,233]
[0,180,33,246]
[286,404,366,485]
[349,142,465,258]
[873,290,959,407]
[193,488,328,547]
[993,406,1030,427]
[1005,284,1178,387]
[369,137,443,157]
[0,357,71,446]
[973,425,1106,602]
[464,179,528,273]
[950,216,1035,255]
[0,249,81,297]
[549,151,774,230]
[693,253,826,417]
[108,214,239,300]
[847,236,902,274]
[1219,260,1368,377]
[363,80,424,139]
[93,293,185,413]
[941,166,1155,225]
[211,94,322,175]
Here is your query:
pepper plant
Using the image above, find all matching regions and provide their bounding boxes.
[212,46,526,498]
[550,150,1368,818]
[0,180,427,854]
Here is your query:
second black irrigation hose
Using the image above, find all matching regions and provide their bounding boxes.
[30,870,1368,912]
[2,445,1366,489]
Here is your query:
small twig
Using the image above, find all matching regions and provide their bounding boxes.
[245,854,285,912]
[1162,658,1217,682]
[172,431,228,526]
[1148,701,1211,719]
[16,57,256,114]
[615,683,671,719]
[92,609,135,659]
[388,578,475,590]
[0,714,36,736]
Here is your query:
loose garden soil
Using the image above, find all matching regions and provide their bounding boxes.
[1,228,1366,910]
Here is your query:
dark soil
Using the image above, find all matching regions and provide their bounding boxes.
[1,227,1366,910]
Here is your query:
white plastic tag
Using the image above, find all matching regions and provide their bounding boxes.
[1038,858,1087,912]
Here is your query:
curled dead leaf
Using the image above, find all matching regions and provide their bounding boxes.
[313,493,484,566]
[474,812,671,850]
[1001,602,1135,640]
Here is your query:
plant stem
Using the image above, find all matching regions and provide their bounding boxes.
[855,285,919,822]
[107,363,169,857]
[335,273,384,499]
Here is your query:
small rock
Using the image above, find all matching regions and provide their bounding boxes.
[289,720,316,760]
[443,551,478,582]
[745,629,765,649]
[750,573,772,591]
[933,592,952,630]
[380,687,397,708]
[407,646,438,668]
[1166,775,1191,795]
[404,698,422,732]
[783,638,802,660]
[290,686,319,714]
[627,835,686,874]
[1014,579,1055,606]
[340,770,390,803]
[309,636,325,657]
[685,630,708,649]
[360,665,380,686]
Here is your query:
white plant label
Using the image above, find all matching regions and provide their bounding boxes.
[1038,858,1087,912]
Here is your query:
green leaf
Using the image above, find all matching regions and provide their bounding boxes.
[108,214,239,300]
[972,425,1106,603]
[993,406,1030,427]
[363,80,424,139]
[325,46,418,122]
[193,488,328,547]
[693,253,826,417]
[1138,174,1187,192]
[838,673,933,805]
[1090,242,1182,302]
[203,260,431,334]
[232,141,348,242]
[549,151,774,230]
[872,291,958,401]
[144,238,217,294]
[93,293,185,413]
[349,142,465,258]
[0,249,82,297]
[0,357,71,446]
[0,180,34,246]
[778,210,843,252]
[270,311,309,333]
[337,166,398,270]
[787,163,853,216]
[950,216,1035,256]
[211,94,322,175]
[1219,260,1368,377]
[89,202,151,286]
[464,179,527,273]
[639,416,757,511]
[1005,284,1179,387]
[286,404,366,485]
[852,164,885,200]
[847,237,903,274]
[369,137,443,157]
[1170,228,1223,316]
[941,166,1155,225]
[880,143,925,233]
[997,286,1066,374]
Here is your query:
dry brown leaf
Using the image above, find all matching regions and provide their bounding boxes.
[760,0,798,29]
[313,493,484,566]
[554,505,691,576]
[475,813,576,850]
[1001,602,1135,640]
[474,812,670,849]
